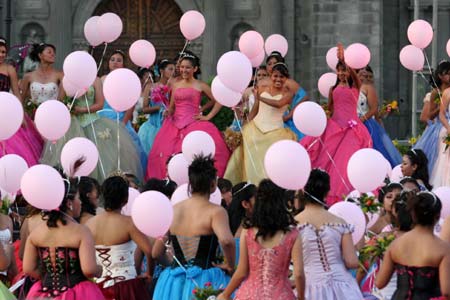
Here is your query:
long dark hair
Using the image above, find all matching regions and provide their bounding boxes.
[333,61,355,90]
[430,60,450,89]
[29,43,56,62]
[78,176,100,217]
[228,182,256,235]
[405,149,432,190]
[244,179,296,240]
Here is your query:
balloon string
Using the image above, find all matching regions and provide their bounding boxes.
[178,40,190,61]
[97,43,108,73]
[142,72,154,88]
[423,51,442,100]
[90,46,95,56]
[1,141,5,156]
[116,112,121,171]
[84,94,106,179]
[318,137,352,194]
[233,110,259,182]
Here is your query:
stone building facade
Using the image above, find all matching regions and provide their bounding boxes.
[1,0,449,139]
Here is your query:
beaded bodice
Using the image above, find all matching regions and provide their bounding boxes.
[0,73,10,92]
[392,264,441,300]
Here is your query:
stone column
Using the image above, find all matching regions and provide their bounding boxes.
[48,0,72,68]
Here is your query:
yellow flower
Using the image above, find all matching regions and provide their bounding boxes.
[391,100,398,109]
[408,137,417,145]
[392,139,399,146]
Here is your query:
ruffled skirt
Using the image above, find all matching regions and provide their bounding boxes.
[414,120,442,174]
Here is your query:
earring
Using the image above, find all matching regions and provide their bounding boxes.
[68,204,73,211]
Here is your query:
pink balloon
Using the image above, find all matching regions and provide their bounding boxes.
[0,154,28,194]
[447,39,450,57]
[0,92,24,140]
[329,201,366,244]
[103,68,141,112]
[264,34,288,57]
[317,72,337,98]
[20,164,65,210]
[407,19,433,49]
[171,183,189,205]
[264,140,311,190]
[34,100,71,142]
[326,47,338,71]
[345,43,371,69]
[179,10,206,41]
[217,51,252,93]
[210,187,221,205]
[62,77,86,98]
[433,187,450,219]
[399,45,424,71]
[129,40,156,68]
[211,76,242,108]
[98,12,123,43]
[293,102,327,137]
[182,131,216,162]
[84,16,103,47]
[167,153,190,186]
[347,148,386,193]
[61,137,99,177]
[390,164,403,183]
[63,51,97,91]
[345,190,361,201]
[249,50,265,68]
[385,159,393,178]
[121,187,140,216]
[131,191,173,238]
[239,31,264,59]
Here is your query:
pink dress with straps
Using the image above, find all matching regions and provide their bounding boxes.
[234,227,298,300]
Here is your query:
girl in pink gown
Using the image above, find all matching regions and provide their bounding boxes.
[301,61,372,205]
[0,38,43,167]
[218,179,304,300]
[146,53,230,178]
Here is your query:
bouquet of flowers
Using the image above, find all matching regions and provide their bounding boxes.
[379,100,399,118]
[224,127,242,152]
[443,134,450,152]
[151,85,170,105]
[358,193,382,214]
[192,282,224,300]
[359,234,395,268]
[134,113,148,131]
[24,100,39,119]
[0,197,10,215]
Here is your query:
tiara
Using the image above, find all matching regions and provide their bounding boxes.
[160,59,169,63]
[273,62,287,68]
[233,182,252,196]
[0,39,6,44]
[180,53,196,59]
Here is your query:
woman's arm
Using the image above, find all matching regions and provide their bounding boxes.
[152,235,172,266]
[22,237,40,279]
[19,72,31,101]
[247,88,260,121]
[74,78,104,114]
[284,94,310,121]
[129,220,153,277]
[440,253,450,299]
[341,231,359,269]
[375,246,396,289]
[439,89,450,134]
[292,234,305,300]
[123,107,134,124]
[218,230,248,300]
[78,227,102,278]
[211,207,235,271]
[361,84,378,121]
[428,89,441,120]
[197,82,222,121]
[8,65,22,101]
[258,90,294,108]
[328,88,334,116]
[142,83,161,114]
[441,216,450,243]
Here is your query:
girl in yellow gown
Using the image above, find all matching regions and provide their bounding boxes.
[224,63,297,185]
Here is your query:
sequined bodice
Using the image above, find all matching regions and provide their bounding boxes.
[30,82,59,104]
[299,223,355,281]
[253,92,288,133]
[0,73,10,92]
[75,86,100,127]
[38,247,87,297]
[235,228,297,300]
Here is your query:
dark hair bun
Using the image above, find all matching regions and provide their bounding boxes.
[409,192,441,226]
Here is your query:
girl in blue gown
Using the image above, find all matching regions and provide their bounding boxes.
[152,155,234,300]
[99,50,147,170]
[138,60,175,154]
[414,61,450,174]
[283,87,308,140]
[357,66,402,167]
